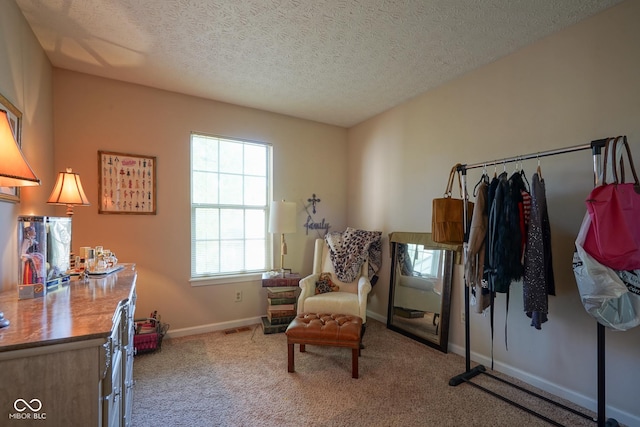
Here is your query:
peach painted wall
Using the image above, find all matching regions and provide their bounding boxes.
[52,69,348,331]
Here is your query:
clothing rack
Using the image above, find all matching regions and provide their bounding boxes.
[448,139,620,427]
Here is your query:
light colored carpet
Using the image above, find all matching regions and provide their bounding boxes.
[132,319,600,427]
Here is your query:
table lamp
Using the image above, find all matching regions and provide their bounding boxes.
[0,110,40,187]
[269,200,296,277]
[0,109,41,329]
[47,168,90,216]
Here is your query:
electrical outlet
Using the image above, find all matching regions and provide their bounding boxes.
[235,291,242,302]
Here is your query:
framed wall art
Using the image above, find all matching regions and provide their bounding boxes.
[0,92,23,203]
[98,150,156,214]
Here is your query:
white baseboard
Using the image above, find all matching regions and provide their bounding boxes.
[165,316,263,339]
[366,310,386,324]
[448,342,639,427]
[168,312,383,338]
[168,312,386,338]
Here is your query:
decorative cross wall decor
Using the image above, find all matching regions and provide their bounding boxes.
[307,193,321,214]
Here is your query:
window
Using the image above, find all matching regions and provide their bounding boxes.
[406,244,442,279]
[190,133,272,281]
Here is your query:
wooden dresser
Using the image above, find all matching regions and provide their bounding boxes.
[0,264,137,426]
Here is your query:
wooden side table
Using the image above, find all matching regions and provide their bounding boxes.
[261,273,301,334]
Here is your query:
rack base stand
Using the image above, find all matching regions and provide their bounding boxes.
[448,364,485,386]
[449,365,620,427]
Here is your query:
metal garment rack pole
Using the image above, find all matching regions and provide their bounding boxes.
[448,139,620,427]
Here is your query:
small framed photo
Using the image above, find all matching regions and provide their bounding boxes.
[98,150,157,214]
[0,93,23,203]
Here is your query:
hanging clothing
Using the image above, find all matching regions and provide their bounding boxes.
[483,175,499,285]
[485,170,530,356]
[466,180,491,313]
[487,171,527,293]
[520,188,531,255]
[523,173,556,329]
[484,174,503,366]
[487,172,508,293]
[505,171,528,281]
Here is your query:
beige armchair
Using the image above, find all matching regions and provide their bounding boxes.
[298,238,372,323]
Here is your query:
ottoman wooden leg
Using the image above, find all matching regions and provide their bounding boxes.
[352,348,359,379]
[288,343,295,373]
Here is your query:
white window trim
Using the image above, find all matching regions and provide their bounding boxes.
[189,271,265,287]
[189,132,273,283]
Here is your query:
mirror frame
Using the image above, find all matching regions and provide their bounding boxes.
[386,232,460,353]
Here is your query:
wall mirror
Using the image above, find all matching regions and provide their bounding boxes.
[387,232,459,353]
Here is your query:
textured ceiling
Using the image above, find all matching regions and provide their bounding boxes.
[15,0,623,127]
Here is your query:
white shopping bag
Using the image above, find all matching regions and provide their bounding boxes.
[573,213,640,331]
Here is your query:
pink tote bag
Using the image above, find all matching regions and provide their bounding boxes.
[584,136,640,271]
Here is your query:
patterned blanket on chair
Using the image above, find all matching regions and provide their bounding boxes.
[325,227,382,284]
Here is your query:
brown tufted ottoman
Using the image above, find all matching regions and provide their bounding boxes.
[285,313,363,379]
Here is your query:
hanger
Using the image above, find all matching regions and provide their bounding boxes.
[508,157,521,179]
[506,157,530,192]
[536,154,543,180]
[473,164,490,197]
[519,158,530,192]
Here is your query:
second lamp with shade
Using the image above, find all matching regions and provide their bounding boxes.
[269,200,296,277]
[47,168,90,216]
[47,168,90,275]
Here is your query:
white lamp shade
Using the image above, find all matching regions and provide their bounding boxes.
[47,168,90,206]
[0,110,40,187]
[269,201,296,234]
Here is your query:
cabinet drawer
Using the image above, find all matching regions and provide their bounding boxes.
[103,350,122,427]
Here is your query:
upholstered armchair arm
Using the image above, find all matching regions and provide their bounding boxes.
[297,273,320,314]
[357,276,372,322]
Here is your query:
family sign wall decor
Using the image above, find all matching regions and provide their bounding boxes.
[303,193,330,236]
[98,151,156,214]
